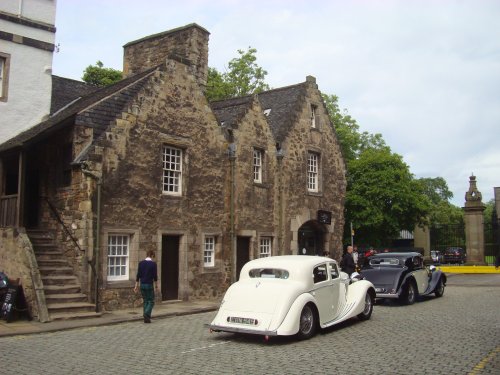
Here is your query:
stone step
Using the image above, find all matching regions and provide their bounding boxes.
[39,266,74,276]
[44,284,81,295]
[33,244,61,251]
[42,275,79,285]
[35,252,65,261]
[45,293,89,304]
[49,311,103,322]
[47,302,96,314]
[37,259,70,267]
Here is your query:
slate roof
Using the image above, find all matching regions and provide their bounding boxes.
[257,82,307,143]
[0,67,157,153]
[209,81,307,144]
[210,95,254,129]
[51,76,99,114]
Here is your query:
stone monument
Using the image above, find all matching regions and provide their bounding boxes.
[463,175,486,264]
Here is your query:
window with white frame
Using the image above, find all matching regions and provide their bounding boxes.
[162,145,182,195]
[310,104,317,128]
[203,236,215,267]
[107,234,130,281]
[253,148,263,183]
[259,237,272,257]
[0,53,10,101]
[307,152,319,192]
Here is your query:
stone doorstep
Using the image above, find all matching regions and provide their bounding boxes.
[45,293,88,304]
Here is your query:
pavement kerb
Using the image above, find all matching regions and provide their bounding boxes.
[437,265,500,274]
[0,300,220,338]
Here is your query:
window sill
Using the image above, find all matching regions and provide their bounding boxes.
[307,191,323,197]
[104,280,134,288]
[201,266,222,274]
[253,182,269,189]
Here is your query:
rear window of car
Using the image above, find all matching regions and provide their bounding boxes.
[369,258,401,266]
[249,268,289,279]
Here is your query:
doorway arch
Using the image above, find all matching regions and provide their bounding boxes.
[298,220,327,255]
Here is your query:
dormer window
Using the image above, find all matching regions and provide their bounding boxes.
[310,104,317,128]
[263,108,271,117]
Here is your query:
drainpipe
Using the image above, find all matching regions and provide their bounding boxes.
[81,168,101,313]
[228,143,236,283]
[276,145,285,255]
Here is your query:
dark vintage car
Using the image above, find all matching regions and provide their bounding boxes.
[360,252,447,305]
[443,247,466,264]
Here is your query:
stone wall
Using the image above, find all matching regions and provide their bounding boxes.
[0,228,40,320]
[90,58,229,309]
[279,78,346,260]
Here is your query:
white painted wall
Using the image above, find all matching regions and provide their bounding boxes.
[0,0,57,143]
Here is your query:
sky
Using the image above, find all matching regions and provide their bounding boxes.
[52,0,500,207]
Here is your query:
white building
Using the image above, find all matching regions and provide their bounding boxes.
[0,0,57,143]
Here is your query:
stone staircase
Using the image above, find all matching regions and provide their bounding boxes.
[27,230,102,321]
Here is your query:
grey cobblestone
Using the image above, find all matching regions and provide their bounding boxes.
[0,274,498,374]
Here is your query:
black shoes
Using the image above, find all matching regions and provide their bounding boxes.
[144,314,151,323]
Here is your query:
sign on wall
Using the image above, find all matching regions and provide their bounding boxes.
[317,210,332,225]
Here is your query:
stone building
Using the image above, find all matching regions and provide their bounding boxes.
[0,23,346,321]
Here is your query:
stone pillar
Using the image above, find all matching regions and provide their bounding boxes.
[463,175,486,264]
[414,224,430,257]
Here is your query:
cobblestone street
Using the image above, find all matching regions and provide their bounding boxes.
[0,274,499,375]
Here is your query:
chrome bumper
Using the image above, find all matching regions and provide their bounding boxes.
[206,323,278,336]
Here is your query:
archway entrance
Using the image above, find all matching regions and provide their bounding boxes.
[298,220,327,255]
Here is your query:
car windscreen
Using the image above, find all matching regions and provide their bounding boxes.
[368,258,401,266]
[248,268,290,279]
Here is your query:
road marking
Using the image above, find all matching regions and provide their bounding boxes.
[181,340,230,354]
[468,346,500,374]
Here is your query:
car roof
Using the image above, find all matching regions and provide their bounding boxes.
[370,252,422,259]
[240,255,335,275]
[243,255,334,268]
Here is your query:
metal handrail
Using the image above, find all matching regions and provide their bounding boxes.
[42,196,84,256]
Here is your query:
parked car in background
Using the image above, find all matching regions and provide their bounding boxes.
[360,252,447,305]
[208,255,375,340]
[443,247,466,264]
[431,250,443,264]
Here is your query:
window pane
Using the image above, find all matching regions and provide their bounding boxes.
[107,234,130,280]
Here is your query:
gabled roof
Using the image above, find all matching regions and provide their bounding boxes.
[0,67,157,153]
[210,95,254,129]
[257,82,307,143]
[209,81,308,144]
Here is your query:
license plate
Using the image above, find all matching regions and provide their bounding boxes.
[229,316,256,325]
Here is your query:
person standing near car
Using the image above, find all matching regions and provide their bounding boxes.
[340,245,356,276]
[134,250,158,323]
[353,245,359,271]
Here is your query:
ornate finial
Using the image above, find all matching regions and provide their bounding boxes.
[465,174,482,202]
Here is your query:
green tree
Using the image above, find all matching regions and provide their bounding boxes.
[345,148,430,246]
[206,47,270,101]
[417,177,463,224]
[322,94,388,162]
[82,61,122,87]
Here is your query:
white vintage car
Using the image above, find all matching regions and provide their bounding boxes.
[208,255,375,340]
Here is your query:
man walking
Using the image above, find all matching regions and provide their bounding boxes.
[134,250,158,323]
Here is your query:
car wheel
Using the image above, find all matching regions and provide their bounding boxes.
[297,304,316,340]
[357,291,374,320]
[434,278,445,297]
[400,281,417,305]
